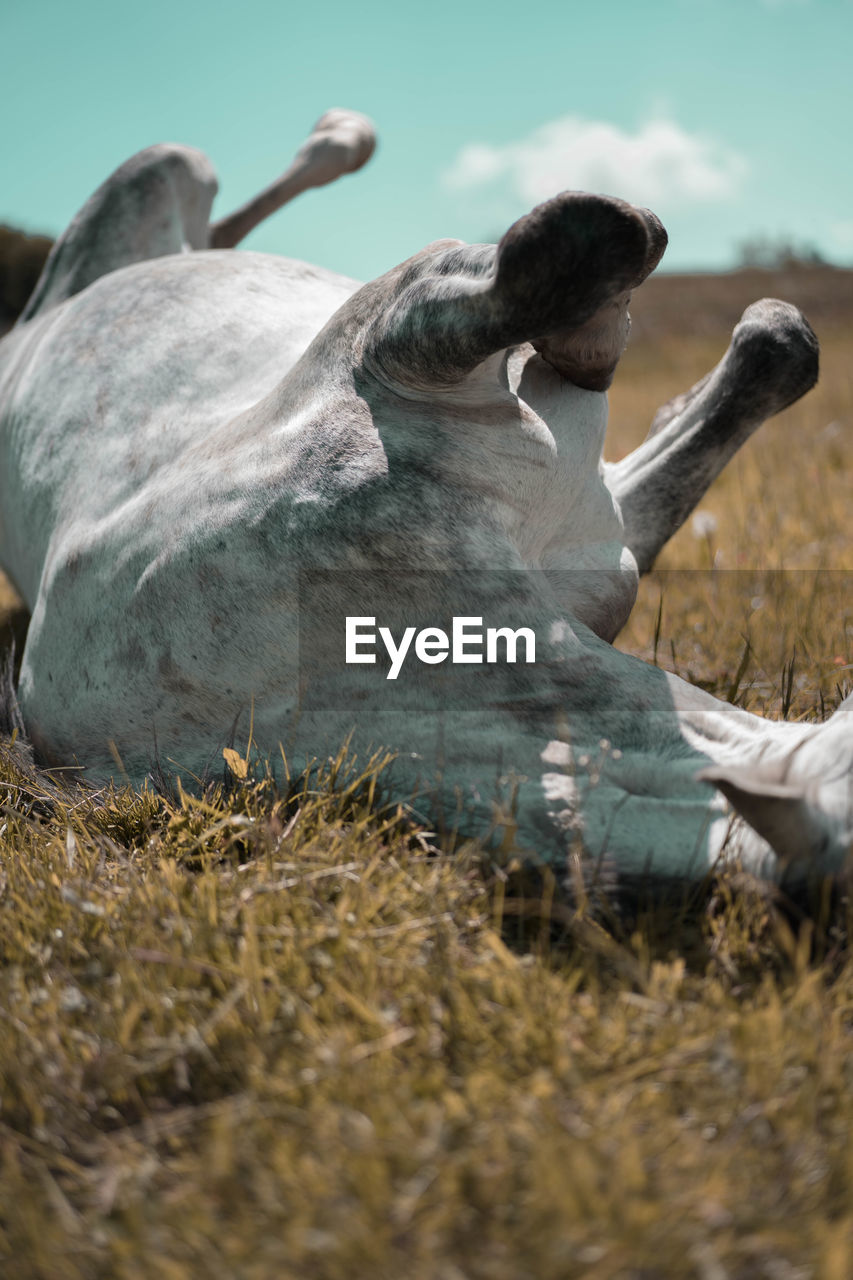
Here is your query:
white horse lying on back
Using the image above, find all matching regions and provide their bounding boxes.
[0,109,850,900]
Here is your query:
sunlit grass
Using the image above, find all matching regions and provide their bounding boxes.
[1,743,853,1278]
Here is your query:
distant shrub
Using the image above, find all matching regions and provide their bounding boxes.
[0,225,53,332]
[735,234,826,270]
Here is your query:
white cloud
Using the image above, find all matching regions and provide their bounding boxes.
[830,220,853,251]
[442,115,747,210]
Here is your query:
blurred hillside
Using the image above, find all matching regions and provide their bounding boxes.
[629,263,853,344]
[0,225,53,334]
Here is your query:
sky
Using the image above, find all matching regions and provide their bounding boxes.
[2,0,852,282]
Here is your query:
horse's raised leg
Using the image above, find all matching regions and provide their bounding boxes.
[208,109,376,249]
[20,109,376,324]
[605,299,819,572]
[21,144,219,322]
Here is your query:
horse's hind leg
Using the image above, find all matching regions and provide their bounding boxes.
[209,109,376,249]
[21,144,218,323]
[21,109,376,324]
[604,299,819,573]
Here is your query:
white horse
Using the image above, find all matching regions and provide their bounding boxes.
[0,109,850,901]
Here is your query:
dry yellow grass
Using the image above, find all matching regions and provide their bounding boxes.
[0,266,851,1279]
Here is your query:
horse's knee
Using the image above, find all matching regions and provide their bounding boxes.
[115,144,218,251]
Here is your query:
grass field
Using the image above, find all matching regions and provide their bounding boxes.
[0,266,851,1279]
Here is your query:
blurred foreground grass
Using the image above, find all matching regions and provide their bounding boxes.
[0,267,852,1278]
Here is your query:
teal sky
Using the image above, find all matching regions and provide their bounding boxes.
[3,0,852,281]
